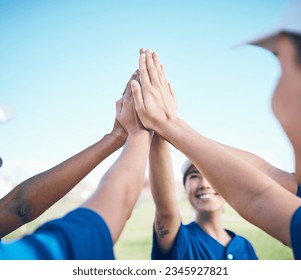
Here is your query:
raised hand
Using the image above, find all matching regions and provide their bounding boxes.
[131,49,177,132]
[116,71,146,135]
[111,70,139,142]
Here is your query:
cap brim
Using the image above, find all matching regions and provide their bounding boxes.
[233,27,281,52]
[181,159,193,175]
[0,104,15,123]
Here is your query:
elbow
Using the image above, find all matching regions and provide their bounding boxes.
[16,202,35,224]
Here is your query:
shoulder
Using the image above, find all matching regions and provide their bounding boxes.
[37,208,114,260]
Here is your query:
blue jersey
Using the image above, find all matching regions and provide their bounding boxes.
[291,183,301,259]
[0,208,114,260]
[291,206,301,260]
[152,222,258,260]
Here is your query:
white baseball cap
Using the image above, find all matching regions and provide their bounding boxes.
[181,159,192,175]
[240,0,301,52]
[0,104,15,123]
[181,159,193,185]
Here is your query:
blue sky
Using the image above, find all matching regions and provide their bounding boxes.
[0,0,293,187]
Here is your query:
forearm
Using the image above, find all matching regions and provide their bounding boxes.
[158,118,301,245]
[0,133,124,237]
[293,144,301,183]
[104,131,152,204]
[149,135,179,217]
[149,135,181,252]
[295,153,301,184]
[284,120,301,183]
[217,142,297,194]
[82,130,152,243]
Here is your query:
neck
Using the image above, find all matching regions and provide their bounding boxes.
[194,210,231,246]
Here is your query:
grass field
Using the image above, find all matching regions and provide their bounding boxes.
[4,189,294,260]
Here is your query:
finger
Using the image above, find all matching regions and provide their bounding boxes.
[139,52,151,86]
[145,49,160,85]
[136,70,141,83]
[131,80,145,112]
[133,69,139,83]
[122,95,129,111]
[168,82,177,106]
[168,83,175,98]
[161,64,167,81]
[152,52,166,85]
[140,48,145,54]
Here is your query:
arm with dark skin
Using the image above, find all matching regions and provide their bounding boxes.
[0,73,137,238]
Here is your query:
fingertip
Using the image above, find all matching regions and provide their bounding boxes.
[130,79,139,88]
[140,52,146,60]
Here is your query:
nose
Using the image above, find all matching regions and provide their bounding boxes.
[197,177,212,190]
[197,184,211,190]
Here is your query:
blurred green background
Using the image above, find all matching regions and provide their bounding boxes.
[4,188,293,260]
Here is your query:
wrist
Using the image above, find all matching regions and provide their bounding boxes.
[156,117,183,138]
[106,131,126,147]
[127,129,153,139]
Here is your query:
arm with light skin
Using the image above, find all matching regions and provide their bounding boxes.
[82,87,152,243]
[149,133,181,253]
[216,142,298,194]
[280,117,301,185]
[131,49,301,246]
[137,48,298,195]
[0,72,138,239]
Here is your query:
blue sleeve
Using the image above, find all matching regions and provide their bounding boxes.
[151,223,188,260]
[0,208,114,260]
[0,231,67,260]
[151,226,171,260]
[36,207,114,260]
[290,207,301,260]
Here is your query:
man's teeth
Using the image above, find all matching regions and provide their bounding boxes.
[197,194,216,199]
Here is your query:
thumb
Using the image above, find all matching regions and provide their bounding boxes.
[131,80,145,111]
